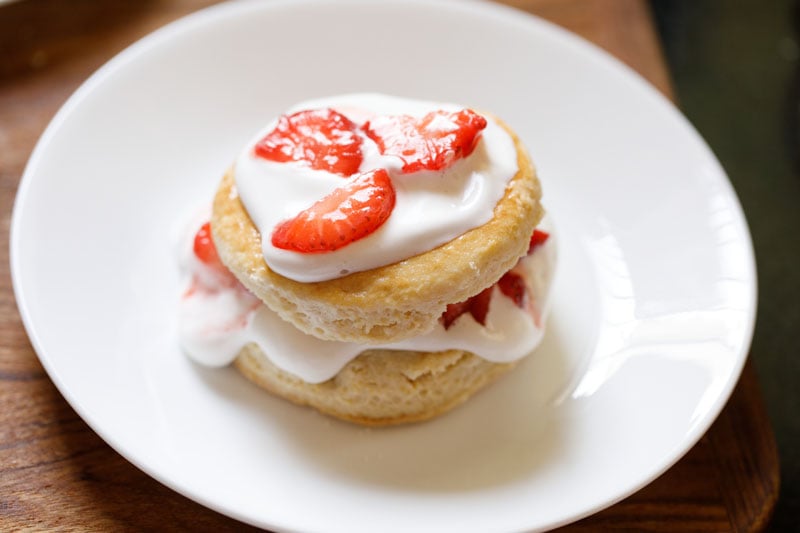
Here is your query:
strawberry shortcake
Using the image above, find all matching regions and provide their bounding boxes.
[179,93,555,425]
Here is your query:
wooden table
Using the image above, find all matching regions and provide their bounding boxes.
[0,0,779,530]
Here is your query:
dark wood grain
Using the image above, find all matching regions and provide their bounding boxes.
[0,0,779,531]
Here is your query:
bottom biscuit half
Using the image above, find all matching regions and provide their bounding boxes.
[233,344,517,426]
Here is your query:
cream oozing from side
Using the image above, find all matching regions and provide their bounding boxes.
[178,217,556,384]
[234,93,519,283]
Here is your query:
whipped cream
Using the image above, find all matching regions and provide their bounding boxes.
[234,93,519,282]
[178,217,556,383]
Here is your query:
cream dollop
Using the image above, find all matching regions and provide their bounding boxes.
[234,93,519,282]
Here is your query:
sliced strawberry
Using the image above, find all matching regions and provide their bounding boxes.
[497,271,527,309]
[271,168,396,253]
[363,109,487,173]
[527,229,550,254]
[192,222,239,287]
[441,300,472,330]
[440,286,494,330]
[468,286,494,326]
[441,270,536,329]
[193,222,225,271]
[254,108,363,176]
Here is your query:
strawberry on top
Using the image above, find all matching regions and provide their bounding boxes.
[363,109,487,173]
[256,105,488,254]
[254,108,363,177]
[271,169,396,254]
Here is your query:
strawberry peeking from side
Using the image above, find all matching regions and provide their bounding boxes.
[441,227,549,329]
[466,286,493,325]
[441,273,529,331]
[186,222,261,331]
[271,168,396,253]
[193,222,227,274]
[497,271,527,309]
[527,229,550,254]
[441,286,494,330]
[190,221,239,291]
[254,108,364,177]
[363,109,487,173]
[441,300,471,330]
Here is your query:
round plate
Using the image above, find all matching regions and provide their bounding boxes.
[10,1,756,531]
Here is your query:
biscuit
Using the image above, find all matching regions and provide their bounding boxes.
[212,117,543,344]
[234,343,515,426]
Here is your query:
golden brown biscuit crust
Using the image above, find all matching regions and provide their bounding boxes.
[234,344,516,426]
[212,117,543,343]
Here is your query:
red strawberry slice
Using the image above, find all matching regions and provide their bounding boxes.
[254,108,363,176]
[271,168,396,253]
[527,229,550,254]
[441,269,538,329]
[497,271,527,309]
[363,109,487,173]
[468,286,494,326]
[193,222,226,272]
[441,299,472,330]
[192,222,239,288]
[440,286,494,330]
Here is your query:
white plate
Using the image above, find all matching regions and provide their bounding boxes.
[11,0,756,531]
